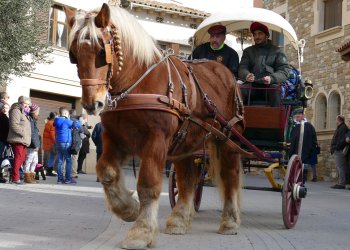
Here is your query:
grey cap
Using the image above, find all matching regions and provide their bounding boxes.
[18,96,31,105]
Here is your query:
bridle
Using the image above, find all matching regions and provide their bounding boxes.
[69,24,123,92]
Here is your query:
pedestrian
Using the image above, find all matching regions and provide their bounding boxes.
[330,115,348,189]
[42,112,57,176]
[0,92,10,103]
[54,107,81,184]
[7,96,32,184]
[69,109,81,178]
[345,128,350,184]
[288,108,317,184]
[23,104,41,183]
[92,122,103,182]
[77,115,90,174]
[0,100,10,183]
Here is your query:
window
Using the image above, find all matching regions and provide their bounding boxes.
[315,94,327,130]
[328,91,341,129]
[324,0,342,30]
[49,5,68,49]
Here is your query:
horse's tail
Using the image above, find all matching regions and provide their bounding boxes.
[207,140,242,210]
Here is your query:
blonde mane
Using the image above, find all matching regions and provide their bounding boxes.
[69,5,162,67]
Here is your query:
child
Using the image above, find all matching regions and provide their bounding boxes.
[23,104,41,183]
[34,163,46,181]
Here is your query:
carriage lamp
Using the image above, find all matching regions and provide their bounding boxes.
[303,79,313,100]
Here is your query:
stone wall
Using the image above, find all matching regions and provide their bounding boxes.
[263,0,350,180]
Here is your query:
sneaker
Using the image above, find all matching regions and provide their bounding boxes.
[12,179,22,184]
[77,171,86,174]
[330,184,345,189]
[65,179,77,185]
[73,175,78,179]
[311,177,317,182]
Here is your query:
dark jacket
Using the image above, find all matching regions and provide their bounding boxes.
[331,122,348,155]
[0,113,9,143]
[92,122,103,154]
[191,42,239,77]
[29,117,41,149]
[79,125,90,154]
[238,40,290,84]
[288,121,317,163]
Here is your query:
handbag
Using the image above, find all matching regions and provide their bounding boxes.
[342,145,349,156]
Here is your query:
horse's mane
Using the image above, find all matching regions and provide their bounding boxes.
[69,5,162,67]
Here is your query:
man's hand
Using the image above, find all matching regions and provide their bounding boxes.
[246,73,255,82]
[262,76,271,85]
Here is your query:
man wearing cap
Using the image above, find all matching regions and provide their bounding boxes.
[7,96,32,184]
[190,24,239,77]
[288,108,317,184]
[239,21,290,107]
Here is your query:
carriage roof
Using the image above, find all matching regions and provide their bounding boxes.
[193,8,299,51]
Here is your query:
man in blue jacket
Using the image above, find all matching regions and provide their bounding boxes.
[54,107,81,184]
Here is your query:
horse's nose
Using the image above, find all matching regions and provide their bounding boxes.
[94,101,104,110]
[82,101,104,115]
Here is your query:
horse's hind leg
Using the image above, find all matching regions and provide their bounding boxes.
[212,145,241,235]
[165,158,199,234]
[97,135,140,223]
[121,135,166,249]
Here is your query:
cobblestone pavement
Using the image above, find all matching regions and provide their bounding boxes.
[0,168,349,250]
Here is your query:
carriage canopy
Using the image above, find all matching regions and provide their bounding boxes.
[193,8,299,50]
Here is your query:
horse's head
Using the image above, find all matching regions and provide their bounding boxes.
[65,4,118,115]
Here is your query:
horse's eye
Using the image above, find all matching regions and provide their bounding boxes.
[99,48,106,58]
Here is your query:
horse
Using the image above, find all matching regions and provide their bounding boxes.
[65,3,245,249]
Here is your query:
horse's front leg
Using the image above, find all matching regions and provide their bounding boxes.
[165,158,199,234]
[121,136,166,249]
[97,135,140,222]
[216,148,241,235]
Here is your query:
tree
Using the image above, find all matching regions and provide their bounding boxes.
[0,0,52,86]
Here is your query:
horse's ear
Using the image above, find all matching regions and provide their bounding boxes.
[64,6,75,28]
[95,3,111,28]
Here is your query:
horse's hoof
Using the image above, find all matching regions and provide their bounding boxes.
[218,222,239,235]
[165,217,187,235]
[121,226,156,249]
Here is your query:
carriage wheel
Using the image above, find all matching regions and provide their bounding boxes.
[168,164,178,209]
[168,164,203,212]
[282,155,307,229]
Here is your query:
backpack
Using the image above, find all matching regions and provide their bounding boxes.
[69,122,82,155]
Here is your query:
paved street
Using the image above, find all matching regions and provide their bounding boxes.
[0,168,350,250]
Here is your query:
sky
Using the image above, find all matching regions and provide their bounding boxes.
[157,0,253,13]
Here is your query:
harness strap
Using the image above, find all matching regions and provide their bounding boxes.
[188,116,253,158]
[80,79,106,86]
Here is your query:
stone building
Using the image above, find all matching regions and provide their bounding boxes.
[263,0,350,181]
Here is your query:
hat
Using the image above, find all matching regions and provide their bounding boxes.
[293,108,304,116]
[208,24,226,35]
[250,22,269,37]
[30,103,40,113]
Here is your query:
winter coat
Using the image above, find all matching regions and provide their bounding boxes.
[53,116,81,143]
[79,125,90,154]
[0,113,9,143]
[29,117,41,149]
[42,119,56,151]
[238,40,290,84]
[191,43,239,77]
[288,121,317,163]
[331,122,348,155]
[92,122,103,154]
[7,103,31,146]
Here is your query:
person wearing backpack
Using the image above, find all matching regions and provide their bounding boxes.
[54,107,81,184]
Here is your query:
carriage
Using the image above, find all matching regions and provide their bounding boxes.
[168,8,313,229]
[66,4,313,248]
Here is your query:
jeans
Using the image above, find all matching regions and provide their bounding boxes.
[334,150,347,186]
[56,142,72,182]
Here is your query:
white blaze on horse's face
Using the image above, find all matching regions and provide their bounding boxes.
[65,4,112,115]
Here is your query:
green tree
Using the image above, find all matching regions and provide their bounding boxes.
[0,0,52,85]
